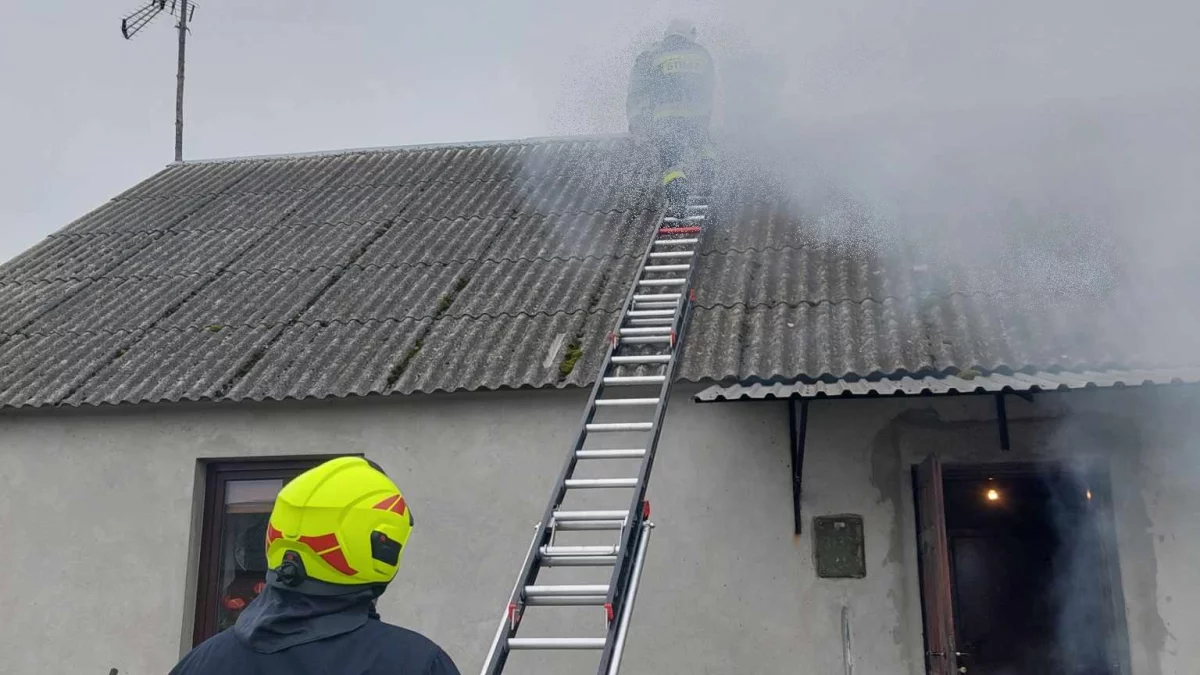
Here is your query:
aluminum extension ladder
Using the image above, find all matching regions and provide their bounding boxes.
[480,195,711,675]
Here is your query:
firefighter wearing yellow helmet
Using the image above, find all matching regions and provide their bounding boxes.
[170,456,461,675]
[265,456,415,588]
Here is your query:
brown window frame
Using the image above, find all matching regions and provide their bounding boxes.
[191,456,351,646]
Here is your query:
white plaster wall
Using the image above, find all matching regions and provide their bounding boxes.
[0,384,1195,675]
[1121,388,1200,675]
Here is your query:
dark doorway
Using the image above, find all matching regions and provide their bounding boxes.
[914,458,1128,675]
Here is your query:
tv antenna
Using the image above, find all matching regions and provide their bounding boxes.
[119,0,198,162]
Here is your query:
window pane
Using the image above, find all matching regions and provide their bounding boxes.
[215,478,283,631]
[225,478,283,511]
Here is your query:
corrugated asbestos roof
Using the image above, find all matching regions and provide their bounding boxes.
[0,133,1185,409]
[693,368,1200,402]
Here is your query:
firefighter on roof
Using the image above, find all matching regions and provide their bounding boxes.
[171,456,461,675]
[627,18,717,215]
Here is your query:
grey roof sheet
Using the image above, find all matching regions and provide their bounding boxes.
[159,268,340,330]
[56,195,216,235]
[0,278,90,330]
[224,319,430,402]
[0,134,1188,409]
[389,311,618,394]
[677,302,933,382]
[0,231,155,282]
[177,191,314,230]
[20,274,216,334]
[0,331,135,408]
[447,256,639,320]
[64,326,282,407]
[302,263,471,324]
[224,222,384,272]
[357,216,511,267]
[115,228,273,277]
[694,368,1200,402]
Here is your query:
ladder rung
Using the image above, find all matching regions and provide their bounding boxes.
[658,226,703,235]
[585,422,653,432]
[644,264,690,273]
[627,309,675,317]
[603,375,667,385]
[687,204,709,210]
[525,584,610,597]
[564,478,639,489]
[576,448,647,459]
[554,519,626,531]
[553,509,630,520]
[649,251,694,259]
[619,335,671,344]
[540,554,618,567]
[662,215,705,222]
[509,637,607,650]
[594,394,661,402]
[627,317,674,326]
[653,238,698,246]
[633,293,681,301]
[542,545,619,556]
[618,327,671,335]
[632,301,677,310]
[609,355,670,365]
[637,277,686,286]
[525,595,608,606]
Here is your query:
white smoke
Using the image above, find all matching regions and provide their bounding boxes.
[543,2,1200,371]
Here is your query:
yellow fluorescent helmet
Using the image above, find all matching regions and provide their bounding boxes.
[265,456,414,587]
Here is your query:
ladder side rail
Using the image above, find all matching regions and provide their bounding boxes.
[595,213,708,673]
[481,526,543,674]
[478,208,668,675]
[606,521,655,675]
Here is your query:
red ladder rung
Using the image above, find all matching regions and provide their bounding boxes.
[659,226,702,235]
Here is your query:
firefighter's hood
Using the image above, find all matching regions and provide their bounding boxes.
[231,582,382,653]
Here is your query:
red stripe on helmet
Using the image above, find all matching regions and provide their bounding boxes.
[319,548,358,576]
[265,523,283,546]
[297,533,340,553]
[372,495,400,511]
[390,496,407,516]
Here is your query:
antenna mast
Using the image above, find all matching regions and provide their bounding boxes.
[120,0,198,162]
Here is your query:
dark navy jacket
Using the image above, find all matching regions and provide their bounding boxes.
[170,583,460,675]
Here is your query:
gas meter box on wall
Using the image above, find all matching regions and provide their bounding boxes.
[813,514,866,578]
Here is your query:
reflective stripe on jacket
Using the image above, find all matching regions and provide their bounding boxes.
[626,35,715,127]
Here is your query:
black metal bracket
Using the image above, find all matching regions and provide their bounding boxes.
[788,399,809,534]
[994,390,1036,451]
[995,394,1010,451]
[1011,390,1035,403]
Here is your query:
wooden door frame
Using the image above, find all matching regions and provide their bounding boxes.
[914,456,1133,675]
[913,454,958,675]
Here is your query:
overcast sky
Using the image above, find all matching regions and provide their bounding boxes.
[3,0,1199,264]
